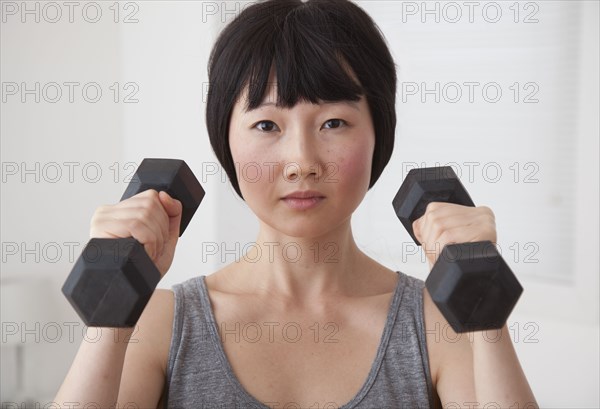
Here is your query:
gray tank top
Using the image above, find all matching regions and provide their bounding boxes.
[165,271,437,408]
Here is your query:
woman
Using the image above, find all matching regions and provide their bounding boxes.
[56,0,538,407]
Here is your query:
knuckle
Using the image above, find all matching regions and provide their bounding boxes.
[480,213,495,226]
[90,211,100,225]
[96,204,108,213]
[144,189,159,198]
[422,212,431,226]
[479,205,495,217]
[479,210,496,225]
[92,205,109,220]
[90,209,107,229]
[426,202,443,212]
[428,211,441,224]
[412,219,420,232]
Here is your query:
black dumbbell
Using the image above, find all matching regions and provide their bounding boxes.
[62,158,205,327]
[393,166,523,333]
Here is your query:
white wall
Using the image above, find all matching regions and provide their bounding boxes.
[1,1,598,407]
[1,0,125,403]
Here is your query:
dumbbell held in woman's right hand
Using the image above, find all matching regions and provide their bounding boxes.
[392,166,523,333]
[61,158,205,328]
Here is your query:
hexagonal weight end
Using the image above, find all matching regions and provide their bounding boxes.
[392,166,475,244]
[121,158,205,236]
[62,238,161,327]
[425,241,523,333]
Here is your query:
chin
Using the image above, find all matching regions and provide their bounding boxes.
[275,217,350,240]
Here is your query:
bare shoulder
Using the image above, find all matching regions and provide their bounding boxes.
[422,287,444,386]
[422,287,476,403]
[125,289,175,358]
[137,288,175,354]
[117,289,174,407]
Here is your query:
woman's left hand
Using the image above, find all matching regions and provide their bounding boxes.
[411,202,497,269]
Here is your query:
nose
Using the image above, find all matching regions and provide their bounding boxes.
[282,126,324,182]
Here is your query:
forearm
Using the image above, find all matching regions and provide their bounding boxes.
[471,324,538,408]
[54,327,135,408]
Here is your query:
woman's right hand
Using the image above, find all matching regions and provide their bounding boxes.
[89,189,183,277]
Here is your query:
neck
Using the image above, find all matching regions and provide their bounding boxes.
[236,219,368,304]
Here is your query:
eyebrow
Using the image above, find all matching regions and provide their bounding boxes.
[245,99,361,113]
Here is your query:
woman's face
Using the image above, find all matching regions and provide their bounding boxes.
[228,73,376,239]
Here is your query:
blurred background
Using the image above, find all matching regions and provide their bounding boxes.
[1,0,598,407]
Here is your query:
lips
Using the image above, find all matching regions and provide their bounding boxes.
[281,190,325,210]
[282,190,325,199]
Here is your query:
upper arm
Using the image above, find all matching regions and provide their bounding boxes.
[117,289,174,408]
[423,287,477,406]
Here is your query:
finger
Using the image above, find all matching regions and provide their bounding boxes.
[412,217,424,244]
[90,206,144,239]
[422,202,474,225]
[423,202,493,224]
[98,207,164,260]
[420,211,475,245]
[436,224,497,250]
[143,194,170,255]
[159,192,183,239]
[126,216,159,261]
[123,190,170,254]
[159,192,183,217]
[167,209,183,241]
[131,188,161,201]
[419,203,491,243]
[413,203,467,243]
[133,205,166,260]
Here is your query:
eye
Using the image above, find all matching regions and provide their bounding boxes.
[253,120,280,132]
[322,119,347,130]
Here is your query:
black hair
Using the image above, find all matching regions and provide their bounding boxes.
[206,0,397,200]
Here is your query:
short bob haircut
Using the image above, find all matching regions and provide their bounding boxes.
[206,0,397,200]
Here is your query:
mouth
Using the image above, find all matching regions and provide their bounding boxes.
[282,191,325,200]
[281,191,325,210]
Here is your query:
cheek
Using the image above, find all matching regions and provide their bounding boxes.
[334,141,374,190]
[230,142,275,197]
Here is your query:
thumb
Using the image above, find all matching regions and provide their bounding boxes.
[159,192,183,237]
[159,191,183,218]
